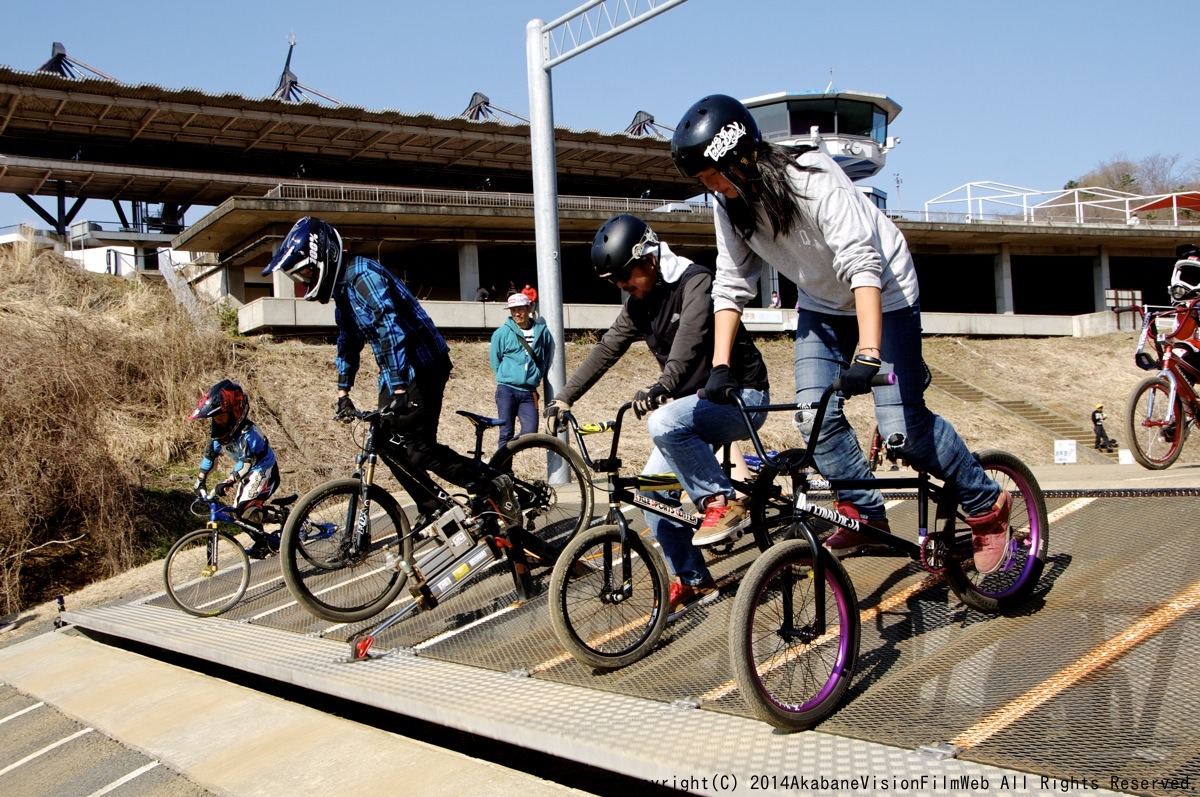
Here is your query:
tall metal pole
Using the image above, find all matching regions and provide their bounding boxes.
[526,19,566,415]
[526,0,688,482]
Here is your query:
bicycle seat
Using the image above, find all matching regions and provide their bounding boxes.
[456,410,504,429]
[271,494,298,507]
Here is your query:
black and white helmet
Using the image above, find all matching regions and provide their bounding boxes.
[591,214,659,282]
[1170,258,1200,303]
[261,216,345,304]
[670,94,762,186]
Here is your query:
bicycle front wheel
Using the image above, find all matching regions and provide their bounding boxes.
[729,538,860,731]
[490,433,594,562]
[945,450,1050,613]
[280,479,414,623]
[163,528,251,617]
[1126,376,1186,469]
[549,524,670,670]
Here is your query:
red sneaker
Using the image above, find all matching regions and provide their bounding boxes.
[966,490,1012,574]
[667,579,719,621]
[822,502,890,558]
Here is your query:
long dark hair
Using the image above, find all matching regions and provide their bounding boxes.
[723,142,820,240]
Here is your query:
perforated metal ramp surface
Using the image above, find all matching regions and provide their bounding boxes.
[65,491,1200,797]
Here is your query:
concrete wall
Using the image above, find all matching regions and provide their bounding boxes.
[239,298,1122,338]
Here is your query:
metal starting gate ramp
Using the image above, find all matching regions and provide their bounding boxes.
[63,489,1200,797]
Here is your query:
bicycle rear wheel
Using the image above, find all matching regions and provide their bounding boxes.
[1126,376,1186,469]
[490,433,594,564]
[729,538,859,730]
[280,479,414,623]
[549,524,670,670]
[945,450,1049,613]
[163,528,250,617]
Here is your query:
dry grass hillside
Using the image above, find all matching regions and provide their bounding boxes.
[1,246,1191,617]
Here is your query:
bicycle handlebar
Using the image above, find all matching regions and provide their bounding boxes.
[697,371,896,403]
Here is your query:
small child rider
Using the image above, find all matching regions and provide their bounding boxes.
[189,380,281,558]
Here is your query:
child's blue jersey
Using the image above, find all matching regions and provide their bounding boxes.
[200,422,276,480]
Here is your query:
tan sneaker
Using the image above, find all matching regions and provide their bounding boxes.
[692,498,750,546]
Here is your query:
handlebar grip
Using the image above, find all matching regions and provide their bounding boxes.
[830,372,898,391]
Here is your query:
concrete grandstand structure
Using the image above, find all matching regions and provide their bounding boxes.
[2,56,1198,337]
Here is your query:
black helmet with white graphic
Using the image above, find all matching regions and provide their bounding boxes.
[670,94,762,183]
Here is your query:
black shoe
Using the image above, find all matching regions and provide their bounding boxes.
[246,539,275,560]
[490,474,521,528]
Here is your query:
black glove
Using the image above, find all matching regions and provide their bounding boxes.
[632,383,669,419]
[543,399,571,435]
[192,475,207,497]
[214,479,235,498]
[702,365,738,405]
[335,395,357,421]
[841,355,881,397]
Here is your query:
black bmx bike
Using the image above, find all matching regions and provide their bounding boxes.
[278,407,593,660]
[725,378,1049,730]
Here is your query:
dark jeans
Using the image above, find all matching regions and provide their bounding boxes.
[378,354,493,515]
[1094,424,1113,450]
[495,384,538,452]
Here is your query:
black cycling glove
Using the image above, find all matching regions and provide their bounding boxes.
[632,383,669,419]
[702,365,738,405]
[335,394,357,421]
[841,355,881,397]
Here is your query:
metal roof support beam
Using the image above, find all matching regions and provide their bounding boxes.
[526,0,688,481]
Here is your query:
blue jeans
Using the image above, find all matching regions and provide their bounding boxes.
[792,303,998,519]
[494,384,538,452]
[640,389,769,586]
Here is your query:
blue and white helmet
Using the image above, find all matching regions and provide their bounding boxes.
[262,216,344,304]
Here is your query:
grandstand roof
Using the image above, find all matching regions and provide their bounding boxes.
[0,66,698,207]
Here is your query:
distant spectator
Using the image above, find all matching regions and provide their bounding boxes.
[1092,403,1114,452]
[490,293,552,451]
[474,285,490,302]
[769,291,781,308]
[505,280,518,297]
[522,283,538,312]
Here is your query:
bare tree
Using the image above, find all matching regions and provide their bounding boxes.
[1068,152,1200,195]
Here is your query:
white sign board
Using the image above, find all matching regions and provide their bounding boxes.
[1118,448,1134,465]
[1054,439,1077,464]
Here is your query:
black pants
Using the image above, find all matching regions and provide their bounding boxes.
[1093,424,1112,450]
[378,354,495,514]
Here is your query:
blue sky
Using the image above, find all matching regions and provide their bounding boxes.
[2,0,1198,227]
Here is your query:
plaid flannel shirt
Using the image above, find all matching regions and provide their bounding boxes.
[334,257,450,392]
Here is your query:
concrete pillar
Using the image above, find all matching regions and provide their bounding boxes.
[994,243,1014,314]
[1093,245,1111,313]
[758,264,778,308]
[458,237,481,301]
[227,266,246,304]
[271,238,296,299]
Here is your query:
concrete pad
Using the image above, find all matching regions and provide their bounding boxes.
[0,631,584,797]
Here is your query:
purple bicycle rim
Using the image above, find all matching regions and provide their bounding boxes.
[754,556,852,712]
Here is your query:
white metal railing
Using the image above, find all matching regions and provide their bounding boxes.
[923,181,1200,227]
[264,182,714,219]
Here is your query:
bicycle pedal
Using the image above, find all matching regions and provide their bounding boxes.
[349,635,375,662]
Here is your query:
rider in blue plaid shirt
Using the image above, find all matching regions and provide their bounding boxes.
[264,217,519,525]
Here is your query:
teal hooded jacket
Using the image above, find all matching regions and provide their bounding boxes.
[489,316,552,391]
